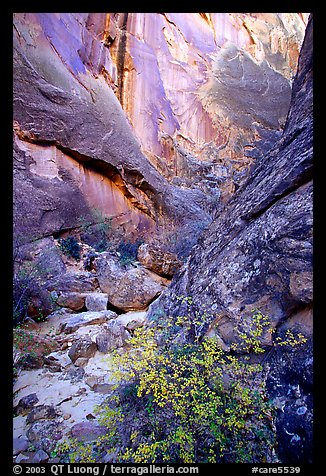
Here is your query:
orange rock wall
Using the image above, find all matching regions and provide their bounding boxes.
[106,13,309,189]
[14,136,154,235]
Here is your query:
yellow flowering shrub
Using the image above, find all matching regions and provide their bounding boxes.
[95,328,276,463]
[59,303,307,463]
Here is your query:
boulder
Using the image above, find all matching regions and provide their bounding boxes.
[84,375,115,394]
[60,310,117,334]
[13,437,29,456]
[16,453,31,463]
[92,383,115,394]
[56,292,86,311]
[74,357,90,368]
[45,271,98,293]
[95,320,131,353]
[18,353,44,370]
[14,393,39,416]
[43,355,62,372]
[26,405,59,424]
[137,243,182,278]
[16,237,66,278]
[94,253,169,311]
[44,351,71,369]
[68,337,97,364]
[85,293,108,311]
[27,420,64,453]
[116,311,147,331]
[70,421,107,442]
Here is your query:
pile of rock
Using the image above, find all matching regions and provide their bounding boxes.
[13,306,148,463]
[13,235,184,462]
[18,238,180,319]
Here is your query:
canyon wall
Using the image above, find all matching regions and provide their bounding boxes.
[13,13,308,248]
[149,15,313,463]
[13,12,312,463]
[108,13,308,197]
[13,13,210,246]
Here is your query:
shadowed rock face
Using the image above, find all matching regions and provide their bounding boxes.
[13,13,308,247]
[109,13,308,197]
[149,15,313,463]
[150,14,313,343]
[13,13,211,245]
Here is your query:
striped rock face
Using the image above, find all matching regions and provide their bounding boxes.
[107,13,308,197]
[13,13,308,247]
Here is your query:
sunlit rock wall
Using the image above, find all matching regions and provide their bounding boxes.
[13,13,309,246]
[13,13,211,245]
[107,13,308,198]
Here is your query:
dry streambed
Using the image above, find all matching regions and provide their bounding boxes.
[13,308,147,463]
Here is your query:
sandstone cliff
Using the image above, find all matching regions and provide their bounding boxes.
[13,12,313,464]
[108,13,308,198]
[149,14,313,463]
[13,13,211,247]
[13,13,307,250]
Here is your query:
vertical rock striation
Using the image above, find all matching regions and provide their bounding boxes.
[13,13,308,247]
[108,13,308,198]
[13,13,211,245]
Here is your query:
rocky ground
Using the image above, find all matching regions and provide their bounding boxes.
[13,306,149,463]
[12,237,180,463]
[12,13,313,464]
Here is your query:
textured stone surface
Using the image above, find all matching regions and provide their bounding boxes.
[15,453,31,463]
[266,335,313,463]
[12,12,312,465]
[150,15,313,342]
[14,237,66,279]
[85,293,109,311]
[56,292,86,311]
[68,337,97,363]
[70,421,107,442]
[13,13,307,250]
[115,311,147,331]
[137,243,182,278]
[107,13,308,198]
[13,437,29,456]
[31,449,50,463]
[95,320,131,353]
[149,15,313,464]
[13,237,67,319]
[26,405,59,424]
[26,421,64,453]
[95,252,169,311]
[45,272,98,293]
[13,12,211,246]
[14,393,39,416]
[60,310,116,334]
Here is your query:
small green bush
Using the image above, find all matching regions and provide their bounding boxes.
[78,209,112,252]
[117,240,142,266]
[59,236,81,261]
